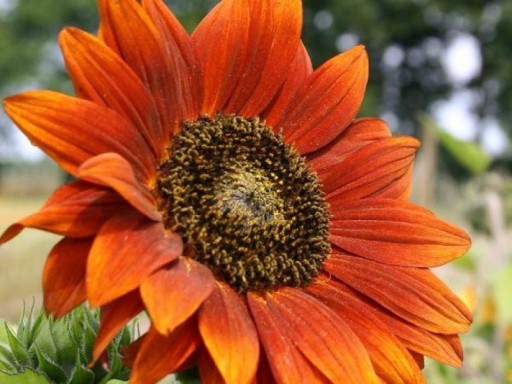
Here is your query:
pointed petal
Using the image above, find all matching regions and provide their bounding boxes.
[59,27,162,159]
[247,293,327,384]
[43,238,90,318]
[324,252,471,334]
[3,91,154,178]
[264,42,313,127]
[197,346,225,384]
[329,198,472,267]
[87,212,182,306]
[0,181,126,244]
[307,117,391,173]
[199,282,259,384]
[101,0,196,138]
[131,321,200,384]
[224,0,303,116]
[330,199,471,267]
[321,136,419,198]
[77,153,160,221]
[142,0,202,122]
[307,280,425,384]
[192,0,250,114]
[141,257,215,335]
[93,291,144,362]
[267,288,378,384]
[279,46,369,155]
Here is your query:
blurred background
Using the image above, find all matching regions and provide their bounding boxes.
[0,0,511,382]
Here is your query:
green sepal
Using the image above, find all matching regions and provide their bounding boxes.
[34,346,67,383]
[67,350,95,384]
[4,323,32,368]
[0,368,52,384]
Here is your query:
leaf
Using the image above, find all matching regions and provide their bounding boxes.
[420,114,491,174]
[492,264,512,323]
[0,369,52,384]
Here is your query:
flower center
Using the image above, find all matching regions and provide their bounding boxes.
[156,114,329,292]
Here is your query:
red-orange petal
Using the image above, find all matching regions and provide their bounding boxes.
[197,346,226,384]
[77,153,160,221]
[101,0,197,138]
[329,198,471,267]
[223,0,303,116]
[141,257,215,335]
[131,321,200,384]
[199,282,260,384]
[267,288,378,384]
[87,212,182,306]
[264,42,313,127]
[321,136,419,198]
[3,91,153,178]
[142,0,202,124]
[92,290,145,363]
[278,45,369,155]
[306,280,425,384]
[324,252,471,334]
[59,27,162,159]
[0,181,126,244]
[307,117,391,174]
[43,238,90,318]
[192,0,250,115]
[247,293,327,383]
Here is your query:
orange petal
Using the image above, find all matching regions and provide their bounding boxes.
[279,45,369,155]
[192,0,250,114]
[197,346,226,384]
[267,288,378,384]
[92,291,144,363]
[3,91,154,178]
[0,181,126,244]
[307,280,425,384]
[247,293,327,383]
[264,42,313,127]
[321,136,419,198]
[43,238,90,318]
[224,0,303,116]
[199,282,260,384]
[307,118,391,173]
[329,198,471,267]
[87,212,182,306]
[142,0,202,123]
[141,257,215,335]
[77,153,160,221]
[101,0,196,138]
[324,252,471,334]
[59,27,162,159]
[131,321,200,384]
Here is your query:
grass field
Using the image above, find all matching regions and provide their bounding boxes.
[0,195,59,322]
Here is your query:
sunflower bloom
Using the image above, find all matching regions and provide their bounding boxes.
[2,0,472,383]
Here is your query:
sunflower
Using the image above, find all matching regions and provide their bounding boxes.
[1,0,472,382]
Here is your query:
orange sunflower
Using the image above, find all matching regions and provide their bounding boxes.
[2,0,472,383]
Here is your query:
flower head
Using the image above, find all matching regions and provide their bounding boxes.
[2,0,472,382]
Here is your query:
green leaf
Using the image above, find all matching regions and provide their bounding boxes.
[493,264,512,323]
[34,347,67,383]
[420,114,491,174]
[0,369,51,384]
[4,324,32,368]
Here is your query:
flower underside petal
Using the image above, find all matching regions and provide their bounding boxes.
[77,153,160,221]
[131,321,200,384]
[0,181,126,244]
[141,257,215,335]
[43,237,90,318]
[87,212,182,306]
[329,198,471,267]
[199,282,260,384]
